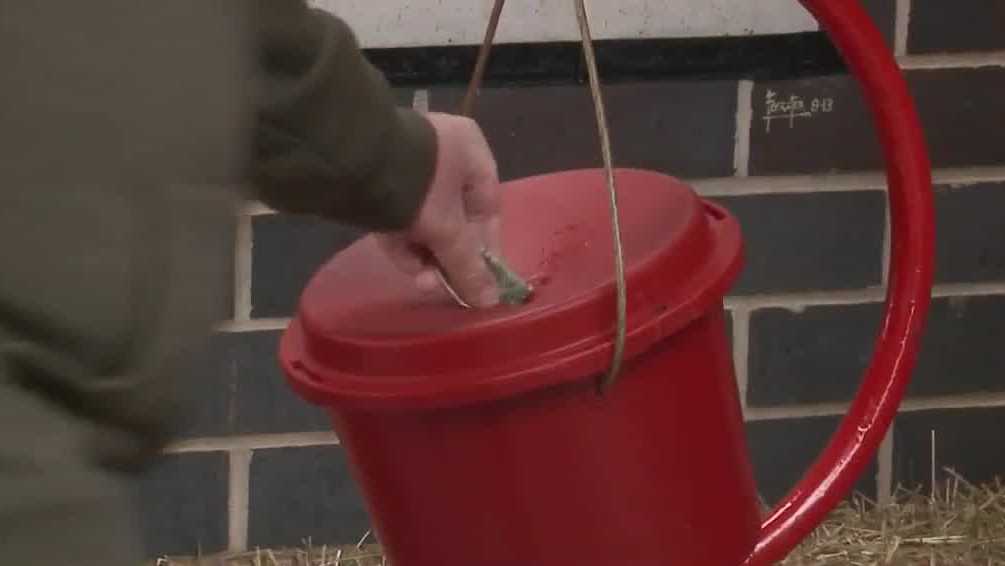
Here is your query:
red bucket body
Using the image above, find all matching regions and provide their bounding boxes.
[281,169,761,565]
[326,311,759,565]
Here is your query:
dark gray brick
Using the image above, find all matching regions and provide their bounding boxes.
[392,88,414,107]
[175,330,330,437]
[173,334,235,439]
[136,452,228,557]
[748,74,878,175]
[162,196,236,323]
[216,212,238,321]
[431,85,592,181]
[912,295,1005,398]
[862,0,897,48]
[746,295,1005,407]
[911,68,1005,169]
[749,68,1005,174]
[430,80,738,180]
[747,303,883,407]
[908,1,1005,54]
[248,446,371,548]
[250,214,361,319]
[714,191,886,294]
[226,330,331,435]
[934,183,1005,283]
[747,416,877,505]
[894,408,1005,491]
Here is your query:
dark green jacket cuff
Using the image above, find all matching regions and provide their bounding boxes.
[250,4,437,231]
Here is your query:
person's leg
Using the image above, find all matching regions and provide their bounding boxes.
[0,181,238,562]
[0,1,250,561]
[0,381,140,565]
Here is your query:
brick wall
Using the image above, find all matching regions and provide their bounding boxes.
[139,1,1005,557]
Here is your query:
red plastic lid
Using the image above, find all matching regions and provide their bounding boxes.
[281,168,743,410]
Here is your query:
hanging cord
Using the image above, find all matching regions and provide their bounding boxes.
[460,0,507,118]
[573,0,627,393]
[435,0,533,309]
[461,0,628,393]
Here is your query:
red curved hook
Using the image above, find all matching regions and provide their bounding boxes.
[745,1,935,564]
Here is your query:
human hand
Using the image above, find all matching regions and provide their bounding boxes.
[377,112,501,308]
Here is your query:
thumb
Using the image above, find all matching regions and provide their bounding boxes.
[430,222,498,308]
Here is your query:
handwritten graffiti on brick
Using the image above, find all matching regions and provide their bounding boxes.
[762,89,835,133]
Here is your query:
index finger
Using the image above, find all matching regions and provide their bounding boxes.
[464,160,501,255]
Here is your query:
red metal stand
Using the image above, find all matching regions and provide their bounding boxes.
[746,1,935,563]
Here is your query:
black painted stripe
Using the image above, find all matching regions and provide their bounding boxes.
[365,32,844,87]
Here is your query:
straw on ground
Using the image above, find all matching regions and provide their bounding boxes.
[153,471,1005,566]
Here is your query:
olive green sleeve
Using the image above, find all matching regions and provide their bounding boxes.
[250,1,437,231]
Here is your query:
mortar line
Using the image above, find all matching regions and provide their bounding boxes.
[898,51,1005,70]
[217,318,292,333]
[234,214,253,322]
[170,396,1005,451]
[216,281,1005,333]
[243,201,273,216]
[877,427,894,506]
[930,166,1005,186]
[413,88,430,112]
[166,431,340,454]
[693,172,885,196]
[930,429,938,496]
[730,307,751,416]
[170,389,1005,453]
[746,391,1005,422]
[732,80,753,177]
[881,194,891,287]
[227,449,252,552]
[239,167,1005,216]
[725,280,1005,311]
[725,288,886,310]
[931,281,1005,297]
[692,166,1005,197]
[894,0,911,56]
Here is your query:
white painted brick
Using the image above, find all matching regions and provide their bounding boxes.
[310,0,817,48]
